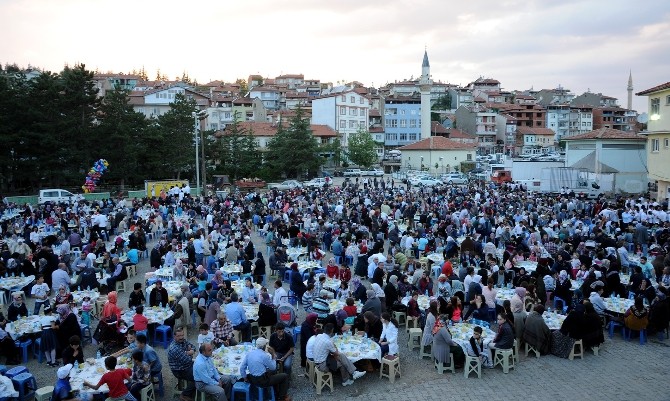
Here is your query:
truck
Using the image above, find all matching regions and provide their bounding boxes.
[145,180,189,198]
[490,170,512,184]
[539,167,602,199]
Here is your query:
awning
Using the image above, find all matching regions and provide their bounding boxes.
[570,151,619,173]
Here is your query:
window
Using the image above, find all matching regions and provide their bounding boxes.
[665,138,669,148]
[410,119,417,128]
[349,120,356,128]
[387,119,398,128]
[653,138,660,152]
[360,97,364,104]
[386,133,397,141]
[467,154,472,161]
[360,109,365,116]
[400,120,407,128]
[410,110,417,115]
[349,108,356,115]
[651,98,660,115]
[400,109,406,115]
[340,107,346,115]
[666,95,670,105]
[341,95,346,102]
[340,120,346,128]
[350,96,355,103]
[399,133,407,141]
[409,133,417,141]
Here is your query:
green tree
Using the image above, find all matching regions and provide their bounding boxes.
[266,106,321,178]
[95,88,148,188]
[155,93,198,178]
[319,138,343,167]
[347,129,378,168]
[431,93,452,122]
[235,78,249,96]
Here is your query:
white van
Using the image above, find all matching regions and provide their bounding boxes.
[38,189,75,204]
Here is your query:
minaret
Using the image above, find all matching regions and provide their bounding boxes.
[627,70,633,110]
[419,50,432,141]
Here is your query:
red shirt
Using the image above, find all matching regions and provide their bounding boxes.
[133,314,149,331]
[98,368,131,398]
[441,260,453,277]
[339,268,351,283]
[343,305,358,317]
[326,264,339,278]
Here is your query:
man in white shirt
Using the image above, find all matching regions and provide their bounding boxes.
[52,263,72,292]
[272,280,287,307]
[313,323,365,386]
[31,274,50,315]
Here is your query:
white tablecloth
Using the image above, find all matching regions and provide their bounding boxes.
[542,311,566,331]
[71,290,101,305]
[426,253,444,264]
[0,275,35,291]
[211,344,255,379]
[332,334,382,363]
[121,306,174,325]
[154,267,174,279]
[286,247,307,261]
[220,264,243,275]
[285,261,320,275]
[6,315,56,340]
[401,295,433,310]
[328,299,362,314]
[516,260,538,273]
[146,281,187,300]
[603,298,634,314]
[450,322,496,354]
[70,356,132,394]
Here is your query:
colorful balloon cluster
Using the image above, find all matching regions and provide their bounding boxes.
[82,159,109,193]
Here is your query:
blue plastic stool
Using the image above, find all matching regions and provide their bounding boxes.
[4,366,27,378]
[251,384,276,401]
[231,381,251,401]
[11,372,37,401]
[15,339,32,363]
[154,325,172,348]
[333,255,342,265]
[608,321,623,339]
[81,325,93,345]
[0,365,8,375]
[345,255,353,266]
[283,271,291,282]
[624,327,647,344]
[230,275,240,281]
[32,338,43,363]
[292,326,301,344]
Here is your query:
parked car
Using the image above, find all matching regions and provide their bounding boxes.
[38,188,77,204]
[303,178,327,188]
[343,168,362,177]
[362,168,384,177]
[409,175,441,187]
[441,172,468,185]
[267,180,303,190]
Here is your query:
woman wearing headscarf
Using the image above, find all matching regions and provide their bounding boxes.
[101,291,122,324]
[54,285,74,307]
[349,277,367,303]
[150,243,162,270]
[326,258,339,279]
[53,304,81,359]
[397,275,413,298]
[432,314,465,368]
[422,301,439,347]
[511,287,527,314]
[253,251,266,285]
[300,313,318,368]
[216,280,234,304]
[173,259,186,281]
[551,303,584,358]
[371,283,386,313]
[553,270,572,309]
[363,311,383,341]
[510,292,527,340]
[362,289,381,318]
[257,292,277,328]
[204,289,220,326]
[211,270,225,290]
[289,263,307,300]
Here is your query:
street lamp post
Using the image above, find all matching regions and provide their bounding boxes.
[192,110,208,196]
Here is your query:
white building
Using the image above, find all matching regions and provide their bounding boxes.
[311,89,370,149]
[398,136,476,174]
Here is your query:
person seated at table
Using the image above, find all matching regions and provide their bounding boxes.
[241,277,259,303]
[62,335,84,366]
[464,294,490,322]
[362,289,382,318]
[385,275,402,312]
[132,306,149,337]
[127,350,151,401]
[70,252,91,274]
[7,292,28,322]
[210,270,225,290]
[624,296,649,332]
[379,312,399,357]
[54,304,82,360]
[149,280,169,307]
[405,291,421,324]
[196,283,213,322]
[173,259,186,281]
[84,356,136,401]
[513,267,531,288]
[633,277,657,305]
[488,312,515,351]
[300,313,318,369]
[581,301,605,349]
[467,325,493,368]
[241,337,292,401]
[102,291,122,323]
[551,303,585,358]
[301,283,316,312]
[648,288,670,337]
[313,323,366,387]
[339,264,352,284]
[54,285,74,307]
[53,363,79,401]
[525,285,542,312]
[349,277,367,303]
[269,322,295,374]
[224,292,251,342]
[312,290,333,319]
[78,264,101,291]
[216,280,234,304]
[522,304,552,355]
[106,257,128,290]
[194,342,234,401]
[0,319,19,365]
[128,282,146,310]
[325,258,339,279]
[258,291,277,326]
[362,311,383,341]
[553,270,572,309]
[432,314,465,369]
[588,281,606,316]
[418,270,434,296]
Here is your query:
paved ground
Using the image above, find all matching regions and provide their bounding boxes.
[18,227,670,401]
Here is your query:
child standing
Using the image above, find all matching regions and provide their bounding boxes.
[132,306,148,337]
[84,356,137,401]
[41,305,58,367]
[197,323,214,348]
[81,296,93,326]
[31,274,50,315]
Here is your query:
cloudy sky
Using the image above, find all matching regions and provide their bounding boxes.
[1,0,668,111]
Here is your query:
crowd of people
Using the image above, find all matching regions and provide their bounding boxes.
[2,176,670,400]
